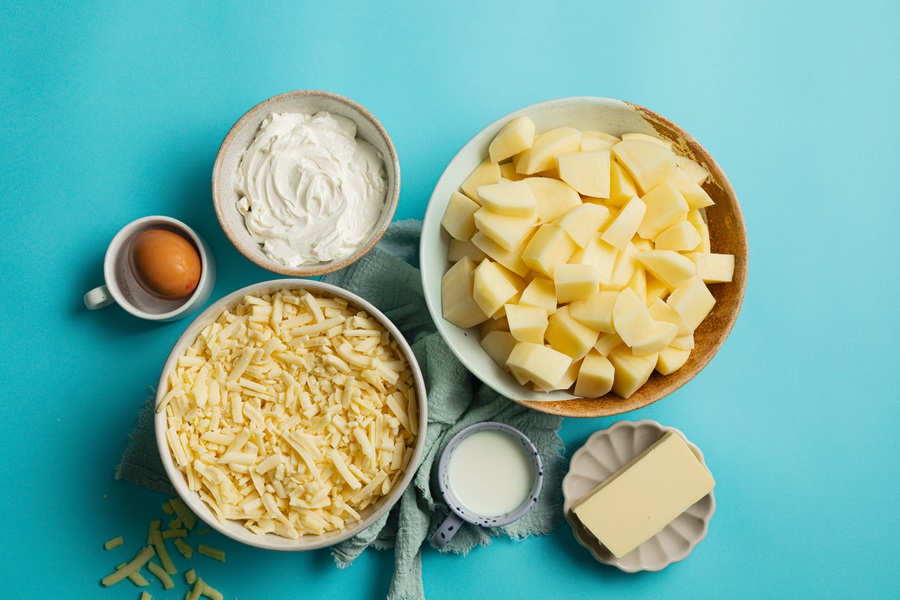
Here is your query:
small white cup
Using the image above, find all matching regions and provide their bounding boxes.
[431,422,543,549]
[84,216,216,322]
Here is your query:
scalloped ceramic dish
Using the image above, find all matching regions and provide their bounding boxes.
[420,96,748,418]
[562,420,716,572]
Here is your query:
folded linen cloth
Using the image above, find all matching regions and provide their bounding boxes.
[116,219,566,600]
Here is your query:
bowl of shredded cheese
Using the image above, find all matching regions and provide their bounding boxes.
[154,279,426,550]
[213,90,400,277]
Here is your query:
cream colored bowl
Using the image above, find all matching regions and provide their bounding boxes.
[212,90,400,277]
[420,97,747,418]
[154,279,427,551]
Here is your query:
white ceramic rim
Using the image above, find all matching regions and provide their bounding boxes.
[561,419,716,572]
[154,278,428,551]
[421,96,660,403]
[103,215,214,321]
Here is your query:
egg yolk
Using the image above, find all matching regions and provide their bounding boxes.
[128,229,202,300]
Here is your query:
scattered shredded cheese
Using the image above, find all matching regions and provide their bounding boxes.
[197,544,226,563]
[103,536,124,550]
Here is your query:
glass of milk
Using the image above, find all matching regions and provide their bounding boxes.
[431,422,543,548]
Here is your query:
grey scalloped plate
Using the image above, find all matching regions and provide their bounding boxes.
[562,420,716,572]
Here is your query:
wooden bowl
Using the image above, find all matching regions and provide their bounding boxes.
[420,97,747,418]
[212,90,400,277]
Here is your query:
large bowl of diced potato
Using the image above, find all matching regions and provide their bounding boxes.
[154,279,427,550]
[420,96,747,418]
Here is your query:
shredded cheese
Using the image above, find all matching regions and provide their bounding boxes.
[158,289,420,539]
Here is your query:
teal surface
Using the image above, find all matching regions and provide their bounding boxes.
[1,1,898,598]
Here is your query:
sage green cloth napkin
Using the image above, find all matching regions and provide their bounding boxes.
[116,219,566,600]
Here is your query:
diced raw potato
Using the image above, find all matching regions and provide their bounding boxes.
[447,238,487,263]
[506,342,573,390]
[441,191,480,241]
[626,266,647,302]
[606,242,640,290]
[675,155,709,185]
[687,209,711,253]
[574,351,615,398]
[608,346,657,398]
[666,276,716,331]
[532,357,583,392]
[557,203,611,248]
[473,208,537,252]
[645,272,670,305]
[480,331,518,371]
[581,138,615,152]
[523,177,582,222]
[557,151,611,198]
[476,181,537,217]
[554,264,600,303]
[612,139,676,194]
[489,117,536,163]
[519,277,557,314]
[612,287,657,347]
[594,331,624,356]
[479,315,510,337]
[608,161,639,207]
[441,256,488,328]
[656,346,692,375]
[461,158,501,201]
[568,291,618,333]
[648,297,692,336]
[655,221,702,252]
[515,127,582,174]
[601,196,647,250]
[545,305,599,360]
[470,232,531,277]
[473,259,519,317]
[671,333,695,350]
[637,181,689,240]
[493,261,528,292]
[522,224,578,278]
[685,252,735,283]
[636,250,697,289]
[621,132,674,150]
[499,162,525,181]
[569,234,618,284]
[505,304,550,344]
[670,167,714,209]
[631,321,678,356]
[581,130,621,142]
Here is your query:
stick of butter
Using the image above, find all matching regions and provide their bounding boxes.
[571,431,715,558]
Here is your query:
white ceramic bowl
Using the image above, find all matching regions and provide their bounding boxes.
[420,97,747,418]
[212,90,400,277]
[154,279,427,551]
[562,420,716,572]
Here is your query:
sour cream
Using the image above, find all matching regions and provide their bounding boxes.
[236,111,387,267]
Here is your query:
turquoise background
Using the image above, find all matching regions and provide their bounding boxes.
[1,1,897,598]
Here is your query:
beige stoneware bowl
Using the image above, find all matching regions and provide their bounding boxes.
[154,279,427,551]
[420,97,747,418]
[212,90,400,277]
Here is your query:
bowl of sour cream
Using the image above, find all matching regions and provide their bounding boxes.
[213,90,400,276]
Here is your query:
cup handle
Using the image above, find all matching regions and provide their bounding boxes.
[430,512,464,549]
[84,285,114,310]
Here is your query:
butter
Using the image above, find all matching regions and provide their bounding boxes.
[571,431,715,558]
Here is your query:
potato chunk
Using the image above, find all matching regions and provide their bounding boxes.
[489,117,536,163]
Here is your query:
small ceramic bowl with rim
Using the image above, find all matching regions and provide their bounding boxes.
[154,279,427,551]
[562,419,716,572]
[420,96,748,418]
[212,90,400,277]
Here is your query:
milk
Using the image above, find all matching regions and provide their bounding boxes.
[447,429,533,517]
